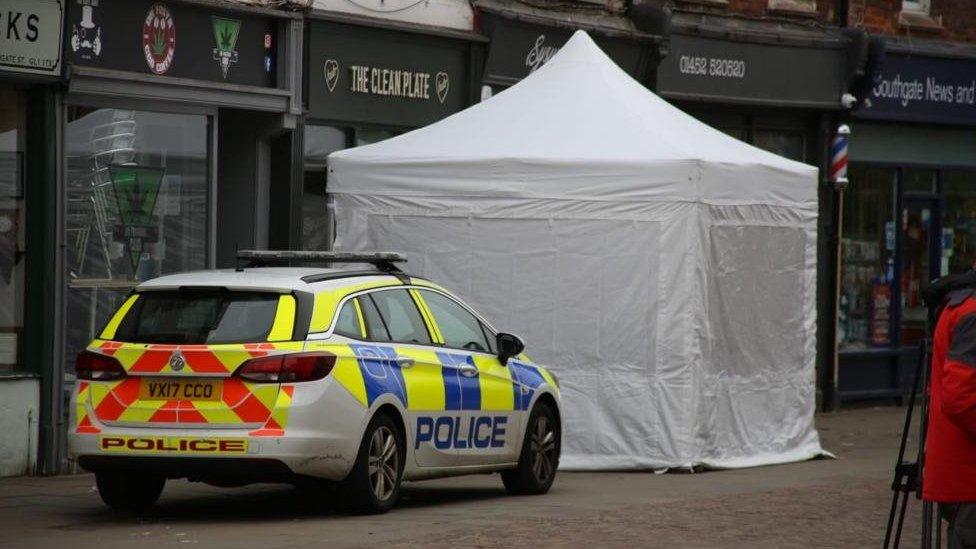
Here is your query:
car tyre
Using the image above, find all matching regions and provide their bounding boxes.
[341,412,404,514]
[95,471,165,513]
[502,402,560,495]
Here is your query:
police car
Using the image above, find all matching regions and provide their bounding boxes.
[68,251,561,514]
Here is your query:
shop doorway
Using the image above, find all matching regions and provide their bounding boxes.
[899,196,941,347]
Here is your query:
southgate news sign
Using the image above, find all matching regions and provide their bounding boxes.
[857,51,976,125]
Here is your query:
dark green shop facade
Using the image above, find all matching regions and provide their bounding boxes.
[301,14,485,250]
[0,0,305,475]
[0,0,63,476]
[836,39,976,403]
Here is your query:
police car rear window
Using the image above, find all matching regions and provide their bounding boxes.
[114,291,281,344]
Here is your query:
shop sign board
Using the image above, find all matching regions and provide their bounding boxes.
[0,0,64,76]
[856,52,976,125]
[657,34,846,109]
[307,21,469,128]
[66,0,276,87]
[481,18,649,87]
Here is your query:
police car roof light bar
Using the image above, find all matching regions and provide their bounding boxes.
[235,250,407,274]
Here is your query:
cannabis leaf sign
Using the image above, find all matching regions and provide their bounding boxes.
[153,26,167,55]
[109,165,164,274]
[211,17,241,79]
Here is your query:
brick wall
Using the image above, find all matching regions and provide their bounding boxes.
[849,0,976,42]
[673,0,976,43]
[672,0,842,25]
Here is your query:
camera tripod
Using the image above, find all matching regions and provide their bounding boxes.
[884,271,976,548]
[882,332,942,549]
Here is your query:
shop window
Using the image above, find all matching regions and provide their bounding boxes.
[355,128,400,147]
[64,107,209,372]
[720,127,749,142]
[902,0,930,13]
[754,130,805,163]
[900,197,940,346]
[302,125,349,251]
[302,125,403,251]
[0,89,26,374]
[943,170,976,276]
[839,165,897,351]
[903,169,936,194]
[767,0,817,14]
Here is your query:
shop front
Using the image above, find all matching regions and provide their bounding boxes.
[0,0,64,476]
[475,2,666,98]
[656,16,853,407]
[837,40,976,402]
[303,16,483,249]
[57,0,302,470]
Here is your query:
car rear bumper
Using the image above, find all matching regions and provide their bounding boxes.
[68,378,368,482]
[77,455,297,482]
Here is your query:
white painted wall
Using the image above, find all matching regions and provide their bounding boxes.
[0,378,39,477]
[311,0,474,31]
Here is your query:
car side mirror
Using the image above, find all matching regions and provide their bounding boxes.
[496,332,525,366]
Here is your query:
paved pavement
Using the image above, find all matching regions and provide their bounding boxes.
[1,406,926,548]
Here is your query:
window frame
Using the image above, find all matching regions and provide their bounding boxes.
[367,289,432,345]
[317,285,500,356]
[320,287,434,346]
[902,0,929,13]
[332,297,365,339]
[414,288,496,355]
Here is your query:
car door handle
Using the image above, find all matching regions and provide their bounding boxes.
[459,364,478,377]
[397,357,415,369]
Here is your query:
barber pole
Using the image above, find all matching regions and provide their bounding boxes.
[830,124,850,188]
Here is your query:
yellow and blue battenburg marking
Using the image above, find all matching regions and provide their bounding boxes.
[340,343,551,413]
[349,343,408,407]
[509,360,546,411]
[438,352,481,410]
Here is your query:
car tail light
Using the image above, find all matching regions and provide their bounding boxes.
[234,352,336,383]
[75,351,127,381]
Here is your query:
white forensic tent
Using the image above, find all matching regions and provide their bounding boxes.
[328,31,824,470]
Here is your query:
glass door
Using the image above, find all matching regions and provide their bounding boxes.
[899,197,941,346]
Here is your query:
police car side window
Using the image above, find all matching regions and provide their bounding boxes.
[361,295,392,342]
[369,290,432,345]
[333,300,362,339]
[420,290,491,353]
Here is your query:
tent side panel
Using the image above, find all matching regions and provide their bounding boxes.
[696,204,822,468]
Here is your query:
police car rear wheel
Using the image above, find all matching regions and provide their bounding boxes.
[502,403,559,495]
[342,413,404,514]
[95,471,165,513]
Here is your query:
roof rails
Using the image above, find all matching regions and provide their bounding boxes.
[235,250,407,279]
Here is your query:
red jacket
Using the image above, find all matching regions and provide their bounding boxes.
[923,290,976,502]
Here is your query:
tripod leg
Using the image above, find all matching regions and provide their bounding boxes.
[894,488,911,549]
[922,501,935,549]
[885,486,902,548]
[886,343,929,548]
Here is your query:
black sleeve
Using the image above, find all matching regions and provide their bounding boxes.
[948,313,976,368]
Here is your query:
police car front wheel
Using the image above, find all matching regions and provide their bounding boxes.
[502,402,559,495]
[95,471,165,513]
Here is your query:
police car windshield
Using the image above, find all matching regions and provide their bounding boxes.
[113,291,281,344]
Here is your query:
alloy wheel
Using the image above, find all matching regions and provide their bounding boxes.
[530,415,556,483]
[368,425,399,501]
